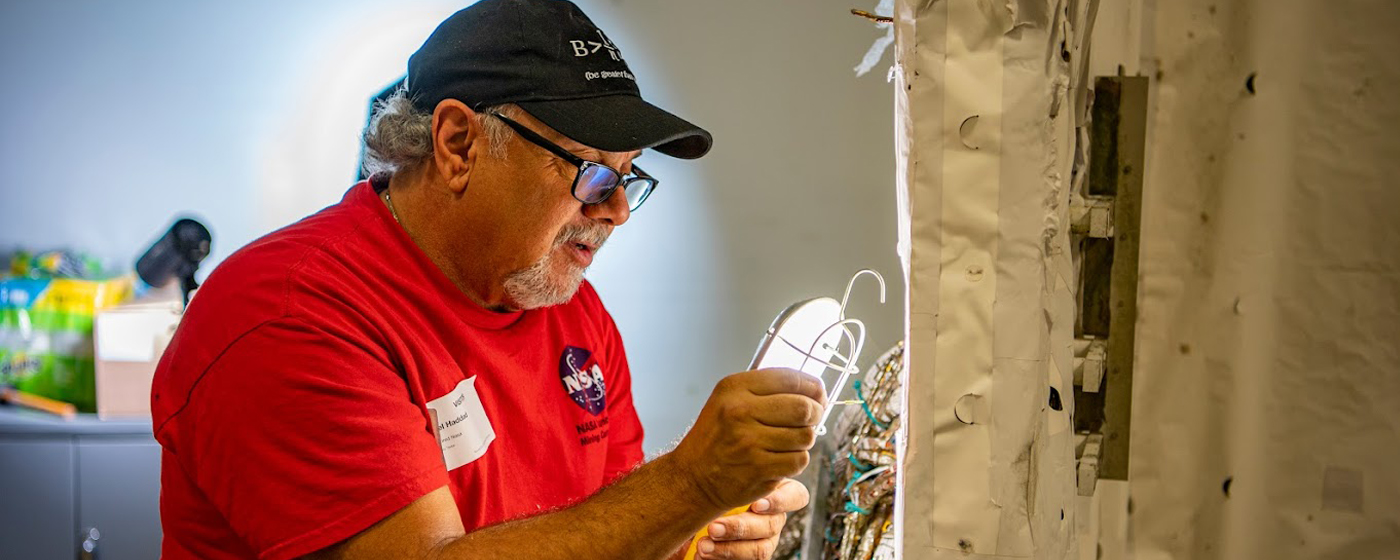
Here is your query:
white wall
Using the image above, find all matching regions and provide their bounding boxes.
[0,0,903,452]
[1128,0,1400,558]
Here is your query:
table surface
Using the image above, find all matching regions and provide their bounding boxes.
[0,406,152,436]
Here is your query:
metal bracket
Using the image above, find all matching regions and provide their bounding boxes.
[1076,433,1105,497]
[1072,75,1148,482]
[1074,339,1108,393]
[1070,196,1115,238]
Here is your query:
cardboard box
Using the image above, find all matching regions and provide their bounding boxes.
[93,301,181,419]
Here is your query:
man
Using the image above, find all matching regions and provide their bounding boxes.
[150,1,823,559]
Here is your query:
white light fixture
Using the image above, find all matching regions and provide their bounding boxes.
[750,297,845,379]
[746,270,885,434]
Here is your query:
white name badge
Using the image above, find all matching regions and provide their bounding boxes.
[425,377,496,471]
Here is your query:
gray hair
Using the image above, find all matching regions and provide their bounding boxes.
[361,88,515,176]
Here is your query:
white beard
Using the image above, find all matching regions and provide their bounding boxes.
[501,248,585,310]
[502,221,609,310]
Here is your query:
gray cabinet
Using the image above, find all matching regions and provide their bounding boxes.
[0,409,161,560]
[0,440,75,559]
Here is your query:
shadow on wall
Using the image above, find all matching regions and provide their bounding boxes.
[586,0,902,451]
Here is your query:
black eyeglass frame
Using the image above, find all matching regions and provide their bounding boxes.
[488,112,658,211]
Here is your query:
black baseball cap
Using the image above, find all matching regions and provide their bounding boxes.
[406,0,712,159]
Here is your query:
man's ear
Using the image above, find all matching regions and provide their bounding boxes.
[430,99,483,195]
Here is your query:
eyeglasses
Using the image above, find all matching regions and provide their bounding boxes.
[489,113,659,212]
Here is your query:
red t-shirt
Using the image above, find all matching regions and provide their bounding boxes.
[150,181,645,560]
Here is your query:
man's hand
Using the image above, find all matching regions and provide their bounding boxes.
[670,368,825,511]
[695,478,808,560]
[309,368,823,560]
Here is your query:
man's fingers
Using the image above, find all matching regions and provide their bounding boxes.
[707,511,786,542]
[753,425,817,453]
[699,534,781,559]
[742,368,826,404]
[752,478,809,514]
[770,450,811,477]
[751,394,823,428]
[708,535,779,560]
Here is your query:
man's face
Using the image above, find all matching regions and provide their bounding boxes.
[460,110,638,310]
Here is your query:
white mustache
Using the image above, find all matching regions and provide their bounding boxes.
[555,222,610,250]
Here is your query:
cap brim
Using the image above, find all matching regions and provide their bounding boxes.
[515,95,713,159]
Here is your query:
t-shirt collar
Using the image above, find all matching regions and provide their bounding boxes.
[352,180,525,330]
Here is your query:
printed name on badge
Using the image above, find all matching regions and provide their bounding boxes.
[425,377,496,471]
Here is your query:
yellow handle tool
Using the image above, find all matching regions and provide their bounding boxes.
[683,276,884,559]
[683,506,751,560]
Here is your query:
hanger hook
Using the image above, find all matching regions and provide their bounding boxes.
[839,269,886,319]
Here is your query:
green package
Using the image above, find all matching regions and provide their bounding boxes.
[0,276,133,412]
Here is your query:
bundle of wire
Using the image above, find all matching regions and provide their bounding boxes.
[818,341,903,560]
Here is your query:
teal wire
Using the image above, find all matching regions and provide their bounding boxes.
[854,380,889,430]
[844,501,872,515]
[848,453,873,472]
[843,473,861,497]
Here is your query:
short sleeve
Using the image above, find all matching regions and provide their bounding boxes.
[172,317,448,560]
[600,315,645,482]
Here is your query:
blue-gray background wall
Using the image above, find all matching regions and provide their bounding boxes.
[0,0,900,452]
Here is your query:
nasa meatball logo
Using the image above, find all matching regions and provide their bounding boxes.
[559,346,607,416]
